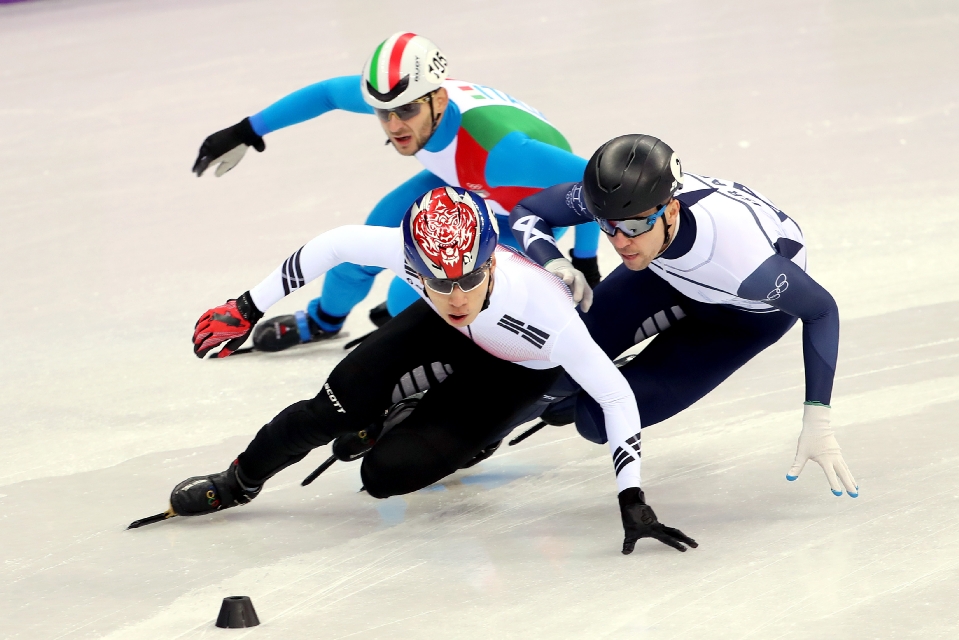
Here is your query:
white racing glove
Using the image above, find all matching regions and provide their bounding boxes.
[787,403,858,497]
[545,257,593,311]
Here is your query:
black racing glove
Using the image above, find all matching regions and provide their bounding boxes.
[570,251,601,288]
[192,117,266,177]
[619,488,698,555]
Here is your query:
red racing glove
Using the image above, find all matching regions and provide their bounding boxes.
[193,291,264,358]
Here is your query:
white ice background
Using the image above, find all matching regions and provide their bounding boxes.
[1,0,958,638]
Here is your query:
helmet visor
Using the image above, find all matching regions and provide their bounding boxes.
[596,202,668,238]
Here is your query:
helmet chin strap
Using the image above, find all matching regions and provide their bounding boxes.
[424,92,441,144]
[480,274,493,312]
[654,201,677,259]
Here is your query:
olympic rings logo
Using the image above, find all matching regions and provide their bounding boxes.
[765,273,789,301]
[206,489,220,508]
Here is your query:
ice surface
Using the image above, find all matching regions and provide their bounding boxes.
[1,0,958,638]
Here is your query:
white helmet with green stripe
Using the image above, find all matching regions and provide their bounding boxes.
[361,33,448,109]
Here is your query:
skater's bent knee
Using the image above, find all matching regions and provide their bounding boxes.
[361,431,456,498]
[575,395,609,444]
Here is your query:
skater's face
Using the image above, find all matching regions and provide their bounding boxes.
[380,88,449,156]
[607,199,681,270]
[422,256,496,328]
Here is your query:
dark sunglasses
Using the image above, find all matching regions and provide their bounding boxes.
[373,94,433,123]
[422,262,491,295]
[596,201,669,238]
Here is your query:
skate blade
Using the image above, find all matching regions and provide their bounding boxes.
[301,455,337,486]
[221,331,352,357]
[127,506,177,529]
[508,420,547,446]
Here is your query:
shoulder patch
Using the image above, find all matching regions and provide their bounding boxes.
[565,183,590,217]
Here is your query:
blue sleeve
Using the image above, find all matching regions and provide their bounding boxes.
[486,134,599,258]
[248,75,374,136]
[364,170,446,227]
[484,131,586,188]
[572,221,600,259]
[738,256,838,404]
[509,182,593,266]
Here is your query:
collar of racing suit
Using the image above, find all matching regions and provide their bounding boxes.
[421,99,461,153]
[658,203,697,261]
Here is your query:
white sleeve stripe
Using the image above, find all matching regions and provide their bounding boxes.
[281,246,305,295]
[249,226,405,314]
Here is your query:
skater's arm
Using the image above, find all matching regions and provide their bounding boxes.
[248,76,374,137]
[740,257,857,497]
[487,139,600,262]
[485,133,586,189]
[549,313,696,553]
[550,317,644,492]
[509,183,592,266]
[249,226,404,312]
[738,255,838,404]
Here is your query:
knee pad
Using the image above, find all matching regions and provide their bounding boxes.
[360,431,457,499]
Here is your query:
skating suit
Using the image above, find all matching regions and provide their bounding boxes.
[245,75,598,325]
[509,173,839,440]
[248,225,644,492]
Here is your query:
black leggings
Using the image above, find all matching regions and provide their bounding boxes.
[238,300,561,498]
[576,264,797,442]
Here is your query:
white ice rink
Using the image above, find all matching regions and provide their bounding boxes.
[2,0,958,637]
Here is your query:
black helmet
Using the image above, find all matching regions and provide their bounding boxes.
[583,134,683,220]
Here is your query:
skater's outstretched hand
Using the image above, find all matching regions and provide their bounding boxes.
[193,291,263,358]
[192,118,265,177]
[619,488,697,555]
[787,403,858,497]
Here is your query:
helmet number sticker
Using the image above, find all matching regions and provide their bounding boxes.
[670,154,683,192]
[427,49,448,83]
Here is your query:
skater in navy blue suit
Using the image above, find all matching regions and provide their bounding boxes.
[510,134,858,499]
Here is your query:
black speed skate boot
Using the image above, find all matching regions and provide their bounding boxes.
[540,396,575,426]
[460,439,502,468]
[540,354,636,427]
[569,250,602,288]
[331,428,380,462]
[170,459,262,517]
[252,310,340,352]
[368,302,393,328]
[300,396,423,487]
[331,395,422,462]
